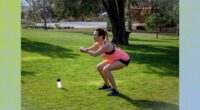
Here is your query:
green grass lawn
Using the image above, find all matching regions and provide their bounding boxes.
[21,29,179,110]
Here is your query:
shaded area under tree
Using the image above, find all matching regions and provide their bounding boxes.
[21,38,79,59]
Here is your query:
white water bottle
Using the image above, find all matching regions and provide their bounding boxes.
[57,78,62,88]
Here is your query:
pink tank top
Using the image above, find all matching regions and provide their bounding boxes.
[96,41,129,62]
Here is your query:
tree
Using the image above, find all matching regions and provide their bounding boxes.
[172,0,179,36]
[125,0,138,31]
[25,0,55,30]
[25,0,42,22]
[54,0,101,20]
[102,0,128,45]
[54,0,135,45]
[144,13,161,38]
[42,0,47,30]
[102,0,141,45]
[156,0,179,36]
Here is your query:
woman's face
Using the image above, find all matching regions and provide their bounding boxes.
[93,31,103,42]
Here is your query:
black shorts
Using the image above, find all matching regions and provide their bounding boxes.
[118,59,130,66]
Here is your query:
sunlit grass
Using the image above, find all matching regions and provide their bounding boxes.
[22,29,179,110]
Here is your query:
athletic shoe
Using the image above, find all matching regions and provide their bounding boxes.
[107,89,119,96]
[98,84,111,90]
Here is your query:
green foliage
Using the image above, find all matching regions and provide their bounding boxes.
[144,13,160,29]
[171,0,179,24]
[141,0,179,30]
[145,12,174,30]
[54,0,101,20]
[130,0,139,6]
[157,0,179,24]
[160,13,173,27]
[25,0,55,22]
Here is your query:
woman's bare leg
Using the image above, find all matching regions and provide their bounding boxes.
[103,61,126,90]
[96,60,110,86]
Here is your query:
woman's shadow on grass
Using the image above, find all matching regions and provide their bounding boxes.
[22,38,79,59]
[117,93,179,110]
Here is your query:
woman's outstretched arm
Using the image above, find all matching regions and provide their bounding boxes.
[80,43,98,53]
[87,43,109,57]
[87,43,98,51]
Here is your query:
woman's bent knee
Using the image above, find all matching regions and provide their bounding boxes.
[103,66,111,73]
[96,64,103,72]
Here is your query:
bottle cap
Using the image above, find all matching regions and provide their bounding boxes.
[57,78,61,82]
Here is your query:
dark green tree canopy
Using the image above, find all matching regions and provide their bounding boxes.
[54,0,101,20]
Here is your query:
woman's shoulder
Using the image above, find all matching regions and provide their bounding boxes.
[95,42,99,45]
[103,40,112,45]
[104,40,116,47]
[103,40,113,47]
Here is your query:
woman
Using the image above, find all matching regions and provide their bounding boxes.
[80,28,130,96]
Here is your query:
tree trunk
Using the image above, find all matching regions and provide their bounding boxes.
[102,0,128,45]
[156,25,158,39]
[176,24,179,36]
[125,31,130,43]
[43,0,47,30]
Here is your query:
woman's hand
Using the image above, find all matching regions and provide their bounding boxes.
[79,47,88,53]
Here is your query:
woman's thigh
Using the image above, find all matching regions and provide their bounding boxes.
[97,60,110,70]
[104,60,126,71]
